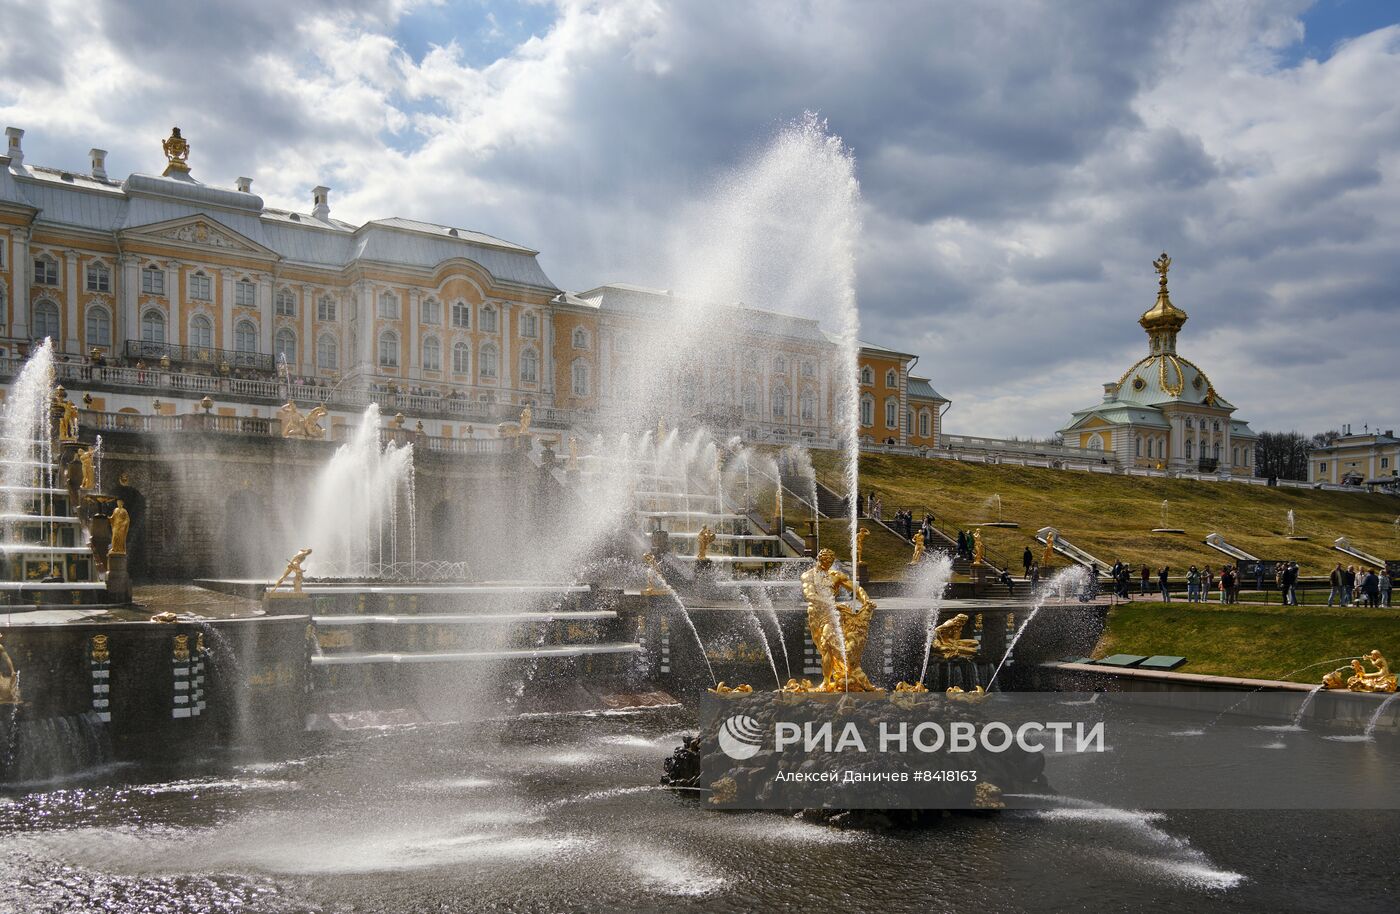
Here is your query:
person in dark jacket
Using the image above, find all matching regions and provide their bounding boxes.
[1023,546,1034,577]
[1361,569,1381,608]
[1158,566,1171,602]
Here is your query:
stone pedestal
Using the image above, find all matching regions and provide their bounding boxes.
[105,553,132,604]
[856,562,870,586]
[262,594,314,615]
[649,529,670,556]
[693,558,715,582]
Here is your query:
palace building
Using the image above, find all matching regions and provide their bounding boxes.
[0,127,945,446]
[1060,254,1257,475]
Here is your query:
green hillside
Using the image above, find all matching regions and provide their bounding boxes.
[811,451,1399,577]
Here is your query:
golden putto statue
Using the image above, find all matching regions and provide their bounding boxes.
[799,548,880,692]
[930,613,980,660]
[696,525,716,562]
[908,530,925,565]
[161,127,191,174]
[270,547,313,596]
[1323,650,1396,693]
[108,500,130,556]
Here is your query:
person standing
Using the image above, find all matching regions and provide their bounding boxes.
[1361,568,1381,608]
[1029,561,1040,589]
[1158,566,1171,602]
[1342,565,1356,606]
[1140,564,1151,595]
[1380,568,1392,608]
[922,517,936,556]
[1328,563,1344,607]
[1023,546,1033,578]
[1186,565,1201,603]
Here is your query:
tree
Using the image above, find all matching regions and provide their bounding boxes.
[1253,431,1313,481]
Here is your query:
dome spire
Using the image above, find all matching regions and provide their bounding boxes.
[1139,251,1187,354]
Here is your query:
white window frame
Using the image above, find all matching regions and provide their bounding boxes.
[32,299,60,339]
[190,272,213,302]
[480,343,499,379]
[317,333,339,371]
[234,279,256,307]
[141,308,166,343]
[33,256,59,286]
[85,304,112,347]
[275,288,296,317]
[85,262,111,293]
[141,265,165,295]
[189,314,214,350]
[317,295,337,322]
[234,319,258,353]
[451,300,470,329]
[378,330,400,368]
[452,341,470,375]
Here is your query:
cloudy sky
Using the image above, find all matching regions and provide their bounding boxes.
[2,0,1397,438]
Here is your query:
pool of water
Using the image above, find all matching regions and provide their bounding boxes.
[0,708,1394,913]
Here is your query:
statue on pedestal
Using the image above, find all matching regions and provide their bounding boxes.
[518,405,532,439]
[972,529,985,566]
[270,547,313,596]
[1042,532,1056,567]
[855,527,869,565]
[908,530,925,565]
[77,447,95,490]
[1325,650,1397,692]
[800,548,880,692]
[108,500,130,556]
[54,388,79,442]
[278,402,327,439]
[930,613,980,659]
[696,525,716,562]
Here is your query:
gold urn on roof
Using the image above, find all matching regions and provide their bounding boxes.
[161,127,191,176]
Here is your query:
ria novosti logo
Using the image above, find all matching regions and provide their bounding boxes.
[717,714,764,760]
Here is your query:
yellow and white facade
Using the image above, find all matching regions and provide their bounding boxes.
[1060,254,1257,475]
[1309,429,1399,486]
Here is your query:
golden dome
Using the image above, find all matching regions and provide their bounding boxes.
[1139,251,1188,333]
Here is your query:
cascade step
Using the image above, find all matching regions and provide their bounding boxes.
[313,610,618,626]
[311,641,642,666]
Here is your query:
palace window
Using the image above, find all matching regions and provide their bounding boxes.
[1213,420,1221,432]
[422,335,441,372]
[1135,436,1142,457]
[451,300,470,328]
[1232,447,1239,466]
[480,343,499,379]
[275,327,297,365]
[860,366,873,385]
[801,360,815,379]
[32,256,58,286]
[520,347,538,384]
[234,319,257,354]
[85,305,111,347]
[189,314,213,350]
[422,297,442,325]
[743,383,758,418]
[1185,439,1193,459]
[142,265,165,295]
[378,291,400,320]
[800,390,816,423]
[0,285,8,328]
[772,386,788,419]
[86,262,111,293]
[572,326,589,349]
[275,288,296,317]
[1185,417,1194,429]
[1319,461,1327,473]
[317,295,337,322]
[452,341,469,375]
[481,305,498,333]
[317,333,338,371]
[520,311,538,338]
[378,330,399,368]
[141,309,166,343]
[190,272,213,301]
[571,359,591,397]
[31,300,60,340]
[885,369,897,388]
[235,279,256,307]
[860,394,874,427]
[1214,444,1222,461]
[1382,457,1390,470]
[775,356,787,374]
[884,396,898,429]
[919,410,931,438]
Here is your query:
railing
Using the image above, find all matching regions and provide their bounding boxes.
[125,339,275,373]
[940,434,1103,460]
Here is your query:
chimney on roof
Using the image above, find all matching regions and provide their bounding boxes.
[89,148,107,180]
[235,176,253,193]
[1103,382,1119,403]
[5,127,23,167]
[312,185,330,220]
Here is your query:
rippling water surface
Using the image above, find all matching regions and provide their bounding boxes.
[0,708,1393,913]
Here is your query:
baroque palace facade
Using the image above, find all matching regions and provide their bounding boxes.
[0,128,945,447]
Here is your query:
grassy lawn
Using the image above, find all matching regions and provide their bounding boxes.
[1093,600,1400,683]
[811,450,1400,577]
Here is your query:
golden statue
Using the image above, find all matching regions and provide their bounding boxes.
[800,548,881,692]
[270,547,313,595]
[930,613,980,659]
[77,447,95,490]
[908,530,925,565]
[641,552,666,596]
[568,436,579,470]
[518,405,532,438]
[172,634,190,662]
[947,685,988,702]
[161,127,191,174]
[855,527,869,566]
[1325,650,1397,693]
[278,402,328,439]
[54,388,79,442]
[696,525,716,562]
[1042,532,1056,567]
[90,634,110,664]
[149,611,178,623]
[972,529,985,566]
[0,634,20,705]
[709,682,753,694]
[109,500,130,556]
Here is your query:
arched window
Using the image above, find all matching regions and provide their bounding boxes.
[317,295,337,322]
[919,410,931,438]
[189,314,213,350]
[141,264,165,295]
[452,341,470,375]
[141,308,166,343]
[520,311,538,338]
[742,383,758,417]
[1214,443,1222,461]
[378,291,400,319]
[234,320,257,354]
[275,288,296,317]
[1088,435,1104,451]
[422,335,441,372]
[85,305,111,347]
[860,366,873,385]
[572,326,589,349]
[800,390,816,422]
[884,397,898,429]
[520,347,538,384]
[378,330,399,368]
[1213,420,1221,432]
[31,300,60,341]
[1185,439,1194,459]
[481,305,498,333]
[571,359,591,397]
[885,369,897,388]
[275,327,297,365]
[771,386,788,419]
[85,262,111,293]
[801,360,815,379]
[860,394,874,427]
[1232,447,1239,466]
[451,300,470,328]
[190,271,213,301]
[317,333,338,370]
[1135,436,1142,457]
[480,343,498,378]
